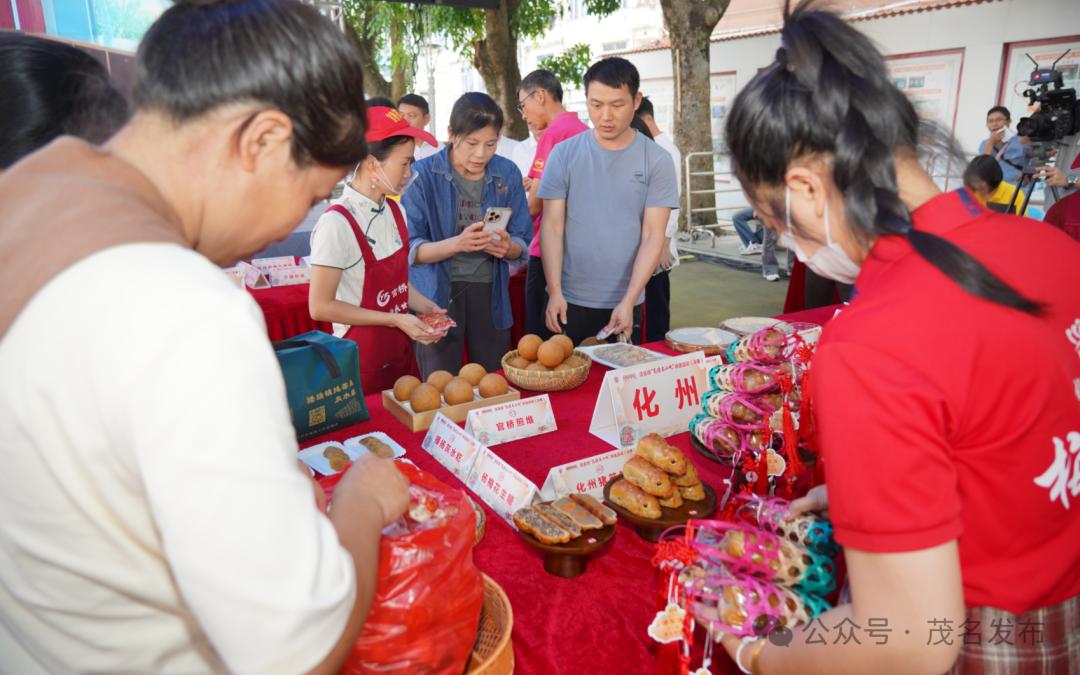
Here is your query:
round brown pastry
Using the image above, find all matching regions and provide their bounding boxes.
[458,363,487,387]
[553,362,573,372]
[409,383,442,412]
[525,361,550,372]
[426,370,454,392]
[537,340,564,368]
[443,377,475,405]
[551,334,574,359]
[392,375,422,402]
[508,356,531,370]
[518,334,542,361]
[478,373,509,398]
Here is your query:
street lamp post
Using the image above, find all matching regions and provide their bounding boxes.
[420,43,441,136]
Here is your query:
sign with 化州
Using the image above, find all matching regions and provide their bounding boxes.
[589,351,708,447]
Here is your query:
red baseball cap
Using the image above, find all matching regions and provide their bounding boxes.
[365,106,438,147]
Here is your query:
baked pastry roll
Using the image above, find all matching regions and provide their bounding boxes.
[679,482,706,501]
[534,503,582,538]
[635,433,687,476]
[624,456,674,498]
[513,507,571,544]
[659,490,684,509]
[673,460,700,487]
[552,497,604,530]
[608,479,662,519]
[570,493,618,525]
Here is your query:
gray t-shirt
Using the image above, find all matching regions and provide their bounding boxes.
[538,131,678,309]
[450,169,493,283]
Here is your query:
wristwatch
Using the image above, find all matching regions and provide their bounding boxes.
[1068,173,1079,187]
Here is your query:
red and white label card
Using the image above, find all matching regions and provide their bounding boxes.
[539,445,634,501]
[465,446,539,525]
[464,395,556,446]
[252,255,303,273]
[420,413,481,480]
[236,260,270,289]
[589,351,708,447]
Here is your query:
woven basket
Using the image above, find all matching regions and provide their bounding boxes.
[467,496,486,547]
[501,349,591,392]
[465,574,514,675]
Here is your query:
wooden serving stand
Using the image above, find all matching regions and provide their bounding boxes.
[690,433,737,466]
[518,524,616,578]
[381,387,521,432]
[602,476,717,542]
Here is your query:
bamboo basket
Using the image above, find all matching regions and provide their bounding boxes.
[467,496,486,547]
[500,349,591,392]
[464,574,514,675]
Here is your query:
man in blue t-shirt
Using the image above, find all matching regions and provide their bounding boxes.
[976,106,1029,186]
[538,57,678,344]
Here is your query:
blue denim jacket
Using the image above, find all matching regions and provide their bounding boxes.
[403,146,532,330]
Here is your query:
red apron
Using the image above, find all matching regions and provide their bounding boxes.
[325,199,417,393]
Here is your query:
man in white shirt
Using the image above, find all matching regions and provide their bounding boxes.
[0,2,408,673]
[637,96,682,341]
[398,93,444,161]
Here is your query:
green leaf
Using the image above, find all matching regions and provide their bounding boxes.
[538,43,593,88]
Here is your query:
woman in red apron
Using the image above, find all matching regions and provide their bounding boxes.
[308,107,444,392]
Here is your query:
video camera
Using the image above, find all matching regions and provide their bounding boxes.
[1016,50,1079,143]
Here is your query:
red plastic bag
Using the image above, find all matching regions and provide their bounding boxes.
[332,461,483,674]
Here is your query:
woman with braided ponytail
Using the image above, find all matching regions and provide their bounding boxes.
[718,3,1080,674]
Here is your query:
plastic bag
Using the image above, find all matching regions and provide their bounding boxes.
[334,461,484,674]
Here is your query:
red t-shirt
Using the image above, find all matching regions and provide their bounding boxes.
[1044,190,1080,244]
[812,189,1080,615]
[527,111,588,257]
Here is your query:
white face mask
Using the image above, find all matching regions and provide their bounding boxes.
[375,162,417,197]
[782,186,861,284]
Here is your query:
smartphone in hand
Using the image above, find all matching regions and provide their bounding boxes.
[483,207,511,240]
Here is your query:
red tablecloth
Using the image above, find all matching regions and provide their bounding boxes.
[249,274,528,344]
[301,308,838,675]
[248,284,330,342]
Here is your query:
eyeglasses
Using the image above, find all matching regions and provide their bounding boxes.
[515,90,537,113]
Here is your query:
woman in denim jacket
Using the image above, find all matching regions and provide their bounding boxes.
[403,93,532,377]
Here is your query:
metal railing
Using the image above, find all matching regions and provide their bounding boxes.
[681,150,747,247]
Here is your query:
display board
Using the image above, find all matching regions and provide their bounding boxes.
[885,48,965,133]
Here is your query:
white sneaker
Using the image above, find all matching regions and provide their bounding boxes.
[749,243,763,254]
[739,243,762,256]
[764,273,780,282]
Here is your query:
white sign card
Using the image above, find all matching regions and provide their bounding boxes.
[252,255,303,274]
[589,351,708,447]
[236,260,270,289]
[223,266,245,288]
[420,412,482,480]
[464,395,556,446]
[420,413,539,524]
[465,446,539,525]
[267,266,312,287]
[539,445,635,501]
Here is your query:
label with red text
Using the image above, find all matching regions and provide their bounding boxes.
[464,395,556,446]
[538,445,634,501]
[589,352,708,447]
[420,413,482,480]
[465,445,539,525]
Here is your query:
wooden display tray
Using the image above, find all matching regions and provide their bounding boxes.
[603,476,717,543]
[690,433,737,466]
[381,386,521,432]
[518,524,616,578]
